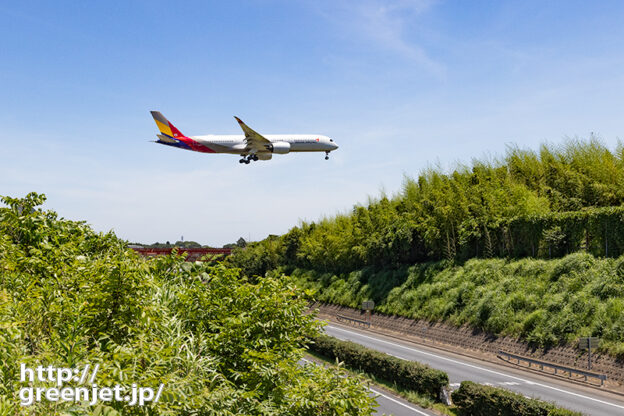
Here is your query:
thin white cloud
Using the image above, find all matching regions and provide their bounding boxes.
[310,0,445,76]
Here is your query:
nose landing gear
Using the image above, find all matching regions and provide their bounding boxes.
[325,151,330,160]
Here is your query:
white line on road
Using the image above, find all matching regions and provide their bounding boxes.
[301,357,431,415]
[327,325,624,410]
[368,387,431,415]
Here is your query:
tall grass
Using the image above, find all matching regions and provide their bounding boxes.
[289,252,624,356]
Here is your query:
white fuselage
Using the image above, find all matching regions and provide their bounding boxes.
[191,134,338,154]
[150,111,339,162]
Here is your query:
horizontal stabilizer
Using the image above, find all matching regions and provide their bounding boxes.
[157,134,177,144]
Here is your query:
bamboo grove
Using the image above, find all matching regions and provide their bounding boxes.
[228,139,624,275]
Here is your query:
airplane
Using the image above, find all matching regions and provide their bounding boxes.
[150,111,339,164]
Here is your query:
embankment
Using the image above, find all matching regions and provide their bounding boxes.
[313,302,624,384]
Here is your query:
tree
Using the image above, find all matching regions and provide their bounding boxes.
[0,193,376,415]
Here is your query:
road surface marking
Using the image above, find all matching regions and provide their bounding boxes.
[301,357,431,415]
[327,325,624,410]
[368,387,432,415]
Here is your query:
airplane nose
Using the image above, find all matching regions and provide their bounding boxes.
[333,143,339,150]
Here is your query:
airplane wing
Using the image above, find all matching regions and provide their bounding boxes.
[234,117,271,152]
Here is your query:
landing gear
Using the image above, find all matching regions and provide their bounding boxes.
[325,151,330,160]
[239,154,258,164]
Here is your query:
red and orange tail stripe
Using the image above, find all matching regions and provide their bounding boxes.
[150,111,216,154]
[151,111,185,138]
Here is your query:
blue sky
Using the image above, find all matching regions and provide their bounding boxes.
[2,1,624,246]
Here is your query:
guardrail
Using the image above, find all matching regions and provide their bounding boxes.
[336,314,370,328]
[498,350,607,386]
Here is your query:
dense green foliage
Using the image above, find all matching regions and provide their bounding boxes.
[309,334,449,400]
[0,193,375,415]
[228,139,624,275]
[289,252,624,355]
[451,381,581,416]
[226,139,624,356]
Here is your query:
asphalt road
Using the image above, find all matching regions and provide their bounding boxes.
[324,323,624,416]
[301,357,435,415]
[368,385,436,416]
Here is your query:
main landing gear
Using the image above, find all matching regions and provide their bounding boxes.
[325,151,330,160]
[239,154,259,164]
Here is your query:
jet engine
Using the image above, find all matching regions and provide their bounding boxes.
[256,153,273,160]
[269,141,291,154]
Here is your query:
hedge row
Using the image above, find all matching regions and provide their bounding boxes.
[451,381,581,416]
[308,334,448,400]
[310,336,583,415]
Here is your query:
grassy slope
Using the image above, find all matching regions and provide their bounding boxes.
[287,252,624,356]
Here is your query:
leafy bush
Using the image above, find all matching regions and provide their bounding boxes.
[451,381,581,416]
[308,334,449,400]
[0,193,376,415]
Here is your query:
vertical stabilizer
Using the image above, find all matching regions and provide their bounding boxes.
[150,111,185,138]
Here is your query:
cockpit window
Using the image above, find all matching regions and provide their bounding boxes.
[329,139,333,142]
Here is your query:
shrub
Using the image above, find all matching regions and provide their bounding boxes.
[0,193,376,415]
[308,334,448,400]
[452,381,581,416]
